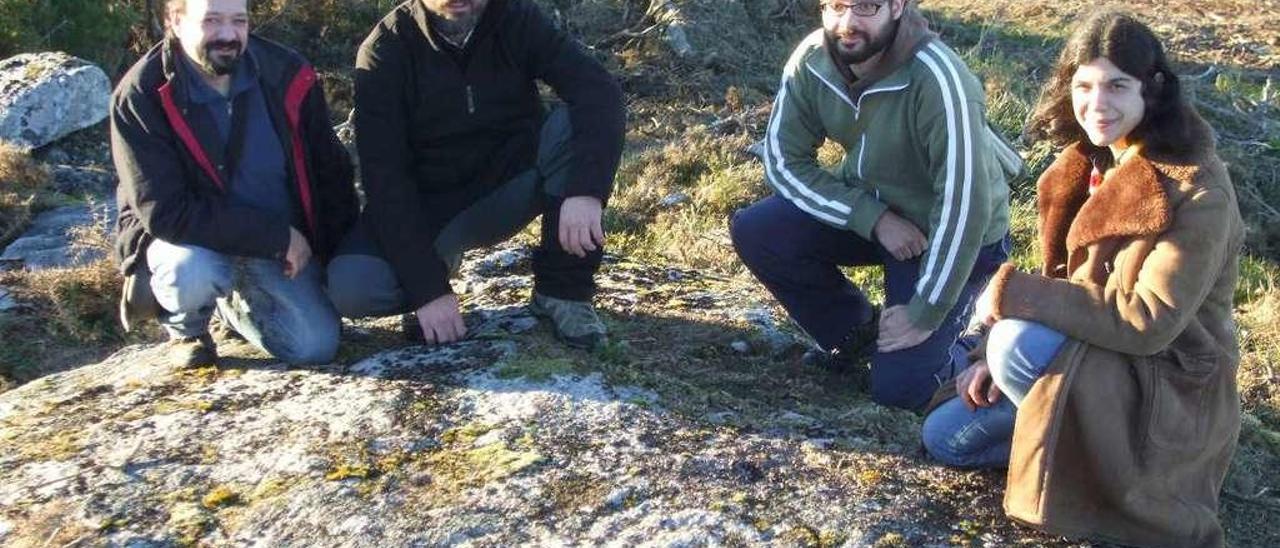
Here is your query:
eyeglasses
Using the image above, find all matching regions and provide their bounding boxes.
[823,1,886,17]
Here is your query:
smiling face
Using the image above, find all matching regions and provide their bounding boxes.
[169,0,249,76]
[1071,56,1146,151]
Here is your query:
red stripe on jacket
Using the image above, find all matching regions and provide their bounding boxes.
[155,67,320,236]
[284,66,318,236]
[157,81,225,191]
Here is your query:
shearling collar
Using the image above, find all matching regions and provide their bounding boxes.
[1036,143,1174,272]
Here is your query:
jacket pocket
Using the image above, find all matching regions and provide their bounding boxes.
[1138,349,1217,453]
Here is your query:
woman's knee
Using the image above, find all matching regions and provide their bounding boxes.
[986,319,1064,399]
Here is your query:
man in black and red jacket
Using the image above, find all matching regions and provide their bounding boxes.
[327,0,625,349]
[112,0,357,367]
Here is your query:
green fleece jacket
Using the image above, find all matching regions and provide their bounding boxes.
[763,9,1019,331]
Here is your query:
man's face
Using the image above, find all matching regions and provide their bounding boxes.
[422,0,490,25]
[822,0,903,66]
[170,0,249,76]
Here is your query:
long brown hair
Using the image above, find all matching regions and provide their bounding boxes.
[1025,11,1196,160]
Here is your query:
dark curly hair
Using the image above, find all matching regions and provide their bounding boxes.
[1025,11,1196,162]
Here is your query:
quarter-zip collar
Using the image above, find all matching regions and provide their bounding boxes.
[179,47,259,105]
[411,0,507,54]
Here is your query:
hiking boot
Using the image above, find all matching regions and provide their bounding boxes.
[170,334,218,369]
[529,293,607,350]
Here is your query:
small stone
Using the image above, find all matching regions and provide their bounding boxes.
[802,438,835,451]
[659,192,689,207]
[605,486,634,508]
[0,287,17,312]
[729,340,751,354]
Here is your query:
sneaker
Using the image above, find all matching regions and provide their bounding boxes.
[171,334,218,369]
[529,293,607,350]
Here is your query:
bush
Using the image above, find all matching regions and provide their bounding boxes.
[0,0,139,73]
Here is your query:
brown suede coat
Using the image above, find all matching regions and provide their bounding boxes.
[987,119,1243,547]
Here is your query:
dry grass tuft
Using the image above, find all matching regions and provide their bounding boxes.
[0,141,51,247]
[1238,280,1280,430]
[0,208,160,385]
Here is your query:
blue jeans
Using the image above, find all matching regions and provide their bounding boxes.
[920,319,1067,468]
[146,239,341,364]
[730,195,1010,410]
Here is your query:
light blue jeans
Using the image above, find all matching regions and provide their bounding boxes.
[146,239,341,364]
[920,319,1067,468]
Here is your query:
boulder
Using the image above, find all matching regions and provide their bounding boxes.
[0,52,110,151]
[0,199,116,271]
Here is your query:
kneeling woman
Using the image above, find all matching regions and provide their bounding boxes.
[921,11,1243,547]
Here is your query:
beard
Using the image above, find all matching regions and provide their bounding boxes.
[199,40,244,76]
[826,19,899,65]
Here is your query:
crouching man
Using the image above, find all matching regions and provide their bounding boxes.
[731,0,1020,410]
[112,0,358,367]
[327,0,625,349]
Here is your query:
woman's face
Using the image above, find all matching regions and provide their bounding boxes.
[1071,57,1145,150]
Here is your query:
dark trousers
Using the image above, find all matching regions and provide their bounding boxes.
[730,195,1009,410]
[327,106,601,318]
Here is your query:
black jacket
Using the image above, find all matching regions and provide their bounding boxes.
[354,0,626,307]
[111,35,357,275]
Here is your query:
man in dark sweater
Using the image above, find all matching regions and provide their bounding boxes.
[112,0,358,367]
[328,0,625,349]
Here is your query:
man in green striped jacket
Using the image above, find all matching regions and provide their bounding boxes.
[731,0,1020,410]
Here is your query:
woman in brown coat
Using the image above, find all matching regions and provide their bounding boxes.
[920,11,1244,546]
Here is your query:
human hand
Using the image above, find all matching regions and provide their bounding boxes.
[283,226,312,279]
[416,293,466,344]
[558,196,605,258]
[956,359,1002,411]
[877,304,934,352]
[873,210,927,261]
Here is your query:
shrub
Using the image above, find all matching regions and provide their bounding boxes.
[0,0,138,73]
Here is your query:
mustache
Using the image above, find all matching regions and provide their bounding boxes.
[204,40,243,53]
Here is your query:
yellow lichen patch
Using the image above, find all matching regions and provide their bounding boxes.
[19,428,84,460]
[249,475,299,501]
[166,502,212,546]
[873,532,907,547]
[855,468,884,488]
[325,463,372,481]
[439,422,494,445]
[425,441,544,489]
[200,485,242,510]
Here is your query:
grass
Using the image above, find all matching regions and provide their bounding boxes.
[0,142,50,249]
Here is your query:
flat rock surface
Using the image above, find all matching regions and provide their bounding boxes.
[0,200,115,271]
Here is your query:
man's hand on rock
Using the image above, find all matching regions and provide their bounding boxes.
[416,293,466,345]
[873,210,927,261]
[559,196,605,258]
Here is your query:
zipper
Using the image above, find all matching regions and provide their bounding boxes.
[466,85,475,114]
